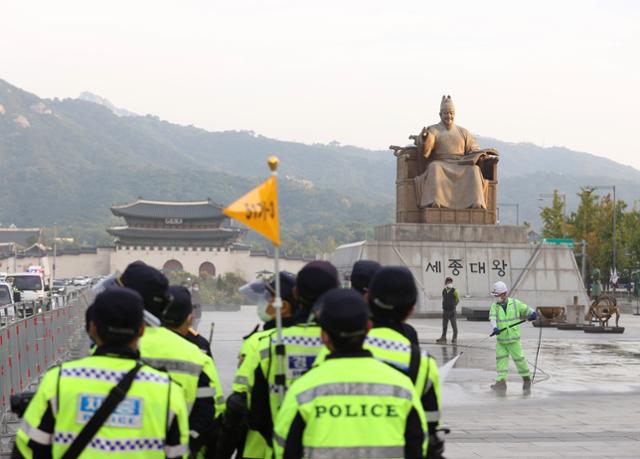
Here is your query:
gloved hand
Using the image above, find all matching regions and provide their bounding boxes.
[426,434,445,459]
[491,327,500,336]
[528,311,538,321]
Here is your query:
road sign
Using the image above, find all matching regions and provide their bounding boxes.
[543,238,574,248]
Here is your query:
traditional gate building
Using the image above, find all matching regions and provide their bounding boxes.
[106,198,304,277]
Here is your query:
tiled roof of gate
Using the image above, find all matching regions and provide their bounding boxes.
[111,199,225,220]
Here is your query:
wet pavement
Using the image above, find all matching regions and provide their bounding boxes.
[200,307,640,459]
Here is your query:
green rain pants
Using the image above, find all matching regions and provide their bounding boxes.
[495,340,530,381]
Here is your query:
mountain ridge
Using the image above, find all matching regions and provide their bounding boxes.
[1,78,638,248]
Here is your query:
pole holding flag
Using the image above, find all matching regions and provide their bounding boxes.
[223,156,286,403]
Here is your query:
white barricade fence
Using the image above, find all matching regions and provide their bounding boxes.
[0,288,92,447]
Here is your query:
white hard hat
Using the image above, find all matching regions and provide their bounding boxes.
[491,281,508,296]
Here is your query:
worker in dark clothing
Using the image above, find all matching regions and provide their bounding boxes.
[437,277,459,344]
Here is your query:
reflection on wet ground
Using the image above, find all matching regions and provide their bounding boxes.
[420,338,640,405]
[206,309,640,457]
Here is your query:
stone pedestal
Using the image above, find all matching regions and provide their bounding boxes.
[332,223,589,316]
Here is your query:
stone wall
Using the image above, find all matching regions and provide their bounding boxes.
[109,246,306,280]
[1,247,307,282]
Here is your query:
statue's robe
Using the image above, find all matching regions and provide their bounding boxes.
[414,122,490,209]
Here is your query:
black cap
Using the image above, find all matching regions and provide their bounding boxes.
[368,266,417,320]
[350,260,381,294]
[315,288,369,338]
[91,287,144,345]
[118,262,170,318]
[296,261,339,307]
[164,285,193,326]
[266,272,297,307]
[85,304,94,333]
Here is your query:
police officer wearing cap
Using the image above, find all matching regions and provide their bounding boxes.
[117,262,225,457]
[367,266,446,459]
[349,260,381,296]
[350,260,421,345]
[216,272,298,459]
[166,285,213,357]
[14,287,190,458]
[249,261,339,449]
[273,288,426,459]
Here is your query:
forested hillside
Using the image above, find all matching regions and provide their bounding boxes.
[1,78,638,254]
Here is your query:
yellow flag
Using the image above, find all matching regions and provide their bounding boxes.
[223,176,280,246]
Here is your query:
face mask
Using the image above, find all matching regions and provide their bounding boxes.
[192,287,199,292]
[446,283,453,288]
[256,298,273,322]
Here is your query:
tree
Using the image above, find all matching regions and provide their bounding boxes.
[542,187,638,288]
[540,190,565,238]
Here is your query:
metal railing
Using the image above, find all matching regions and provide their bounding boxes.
[0,288,93,454]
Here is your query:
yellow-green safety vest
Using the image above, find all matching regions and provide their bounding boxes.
[273,354,427,459]
[314,327,442,435]
[15,355,189,458]
[233,329,271,459]
[489,297,534,344]
[139,326,226,415]
[258,324,324,417]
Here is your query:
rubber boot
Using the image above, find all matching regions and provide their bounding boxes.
[436,336,447,344]
[522,377,532,394]
[491,380,507,391]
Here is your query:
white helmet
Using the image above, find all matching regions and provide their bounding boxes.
[491,281,508,296]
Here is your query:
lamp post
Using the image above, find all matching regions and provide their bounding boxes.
[538,193,566,238]
[51,224,57,288]
[497,203,519,226]
[586,185,617,291]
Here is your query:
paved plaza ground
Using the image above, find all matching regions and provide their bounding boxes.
[203,307,640,459]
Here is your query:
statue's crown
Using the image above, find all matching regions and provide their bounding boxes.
[440,95,455,111]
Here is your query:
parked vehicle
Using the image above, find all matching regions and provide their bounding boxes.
[5,273,47,302]
[0,281,18,325]
[72,276,91,286]
[52,279,67,295]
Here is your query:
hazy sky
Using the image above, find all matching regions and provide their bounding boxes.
[3,1,639,167]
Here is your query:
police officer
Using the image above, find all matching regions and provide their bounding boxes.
[14,287,190,458]
[166,285,213,357]
[274,288,426,459]
[217,271,298,459]
[489,281,538,393]
[249,261,339,448]
[116,262,225,456]
[349,260,381,295]
[350,260,422,346]
[367,266,446,458]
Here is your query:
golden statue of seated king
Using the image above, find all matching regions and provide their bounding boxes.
[414,95,498,210]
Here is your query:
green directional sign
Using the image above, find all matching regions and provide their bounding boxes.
[542,238,574,248]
